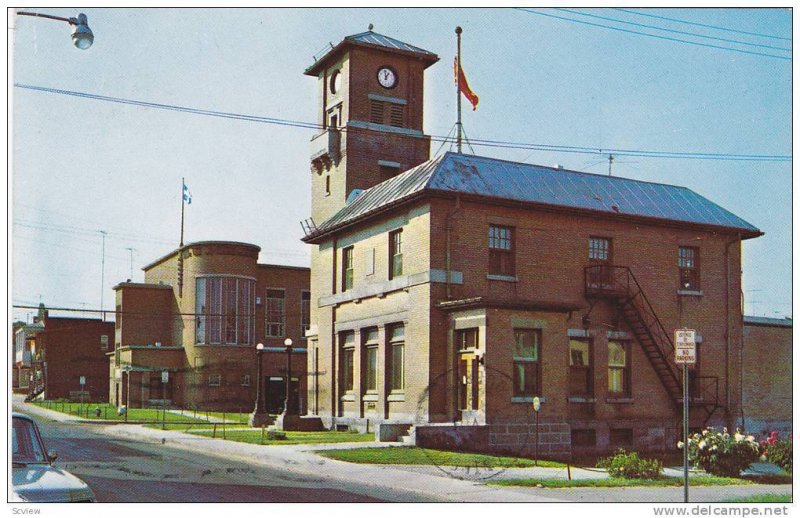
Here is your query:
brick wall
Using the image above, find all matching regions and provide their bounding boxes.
[742,322,792,433]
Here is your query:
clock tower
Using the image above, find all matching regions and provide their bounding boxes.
[304,29,439,225]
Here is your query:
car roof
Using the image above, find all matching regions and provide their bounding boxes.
[12,412,34,421]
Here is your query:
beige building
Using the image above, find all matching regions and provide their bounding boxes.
[300,30,762,457]
[110,241,309,413]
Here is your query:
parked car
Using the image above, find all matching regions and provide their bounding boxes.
[11,413,95,502]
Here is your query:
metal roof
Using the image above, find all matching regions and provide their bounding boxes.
[744,316,793,328]
[344,31,437,57]
[305,152,762,241]
[305,30,438,76]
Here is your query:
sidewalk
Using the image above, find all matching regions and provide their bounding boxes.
[14,396,791,503]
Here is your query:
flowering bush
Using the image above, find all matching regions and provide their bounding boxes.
[597,449,663,479]
[761,432,792,472]
[679,427,760,477]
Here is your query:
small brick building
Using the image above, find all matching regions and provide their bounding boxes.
[32,315,114,401]
[742,316,792,435]
[109,241,310,413]
[300,30,763,457]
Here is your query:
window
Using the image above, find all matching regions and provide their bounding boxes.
[608,340,630,396]
[342,246,354,291]
[569,339,592,396]
[265,289,286,338]
[363,328,379,392]
[301,291,311,337]
[589,237,610,261]
[241,374,251,387]
[610,428,633,448]
[455,328,478,351]
[341,332,355,392]
[208,374,221,387]
[380,164,401,177]
[369,99,405,127]
[196,277,255,345]
[325,175,331,196]
[513,329,541,397]
[679,247,700,290]
[100,335,109,351]
[389,324,405,391]
[571,429,596,448]
[389,229,403,279]
[488,225,515,276]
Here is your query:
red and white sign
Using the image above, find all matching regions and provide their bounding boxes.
[674,329,696,364]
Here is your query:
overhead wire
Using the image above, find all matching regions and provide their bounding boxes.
[613,8,792,41]
[553,8,791,52]
[515,8,791,61]
[14,84,790,163]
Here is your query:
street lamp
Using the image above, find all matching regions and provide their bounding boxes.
[248,343,269,427]
[16,11,94,49]
[283,338,295,415]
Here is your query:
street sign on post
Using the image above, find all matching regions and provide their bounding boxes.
[79,376,86,386]
[675,329,696,364]
[162,371,169,383]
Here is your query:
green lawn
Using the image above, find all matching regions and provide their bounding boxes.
[188,429,375,445]
[724,494,792,503]
[491,475,756,488]
[32,401,215,424]
[318,446,565,468]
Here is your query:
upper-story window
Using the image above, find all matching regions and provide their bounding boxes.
[301,291,311,337]
[389,229,403,280]
[489,225,515,276]
[608,340,630,396]
[589,237,611,262]
[195,277,255,345]
[679,247,700,290]
[369,99,405,127]
[265,289,286,338]
[342,246,354,291]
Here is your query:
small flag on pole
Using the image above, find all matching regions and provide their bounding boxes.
[182,181,192,205]
[454,57,479,111]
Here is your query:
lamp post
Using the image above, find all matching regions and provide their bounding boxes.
[248,343,268,427]
[283,338,294,415]
[16,11,94,49]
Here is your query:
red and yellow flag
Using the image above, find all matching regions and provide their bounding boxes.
[454,57,479,111]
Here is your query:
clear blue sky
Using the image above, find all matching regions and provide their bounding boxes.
[10,7,792,323]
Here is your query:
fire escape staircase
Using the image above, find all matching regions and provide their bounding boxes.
[584,265,720,425]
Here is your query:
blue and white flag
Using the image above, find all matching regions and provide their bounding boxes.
[182,181,192,205]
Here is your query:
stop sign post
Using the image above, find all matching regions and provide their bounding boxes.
[675,328,696,504]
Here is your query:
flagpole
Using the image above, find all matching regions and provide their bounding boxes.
[456,26,463,154]
[180,177,185,247]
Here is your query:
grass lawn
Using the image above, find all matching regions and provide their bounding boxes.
[318,446,565,468]
[490,475,757,488]
[188,429,375,445]
[32,400,215,425]
[724,494,792,503]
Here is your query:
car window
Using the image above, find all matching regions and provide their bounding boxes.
[12,418,47,464]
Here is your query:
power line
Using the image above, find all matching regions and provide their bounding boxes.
[554,8,791,52]
[614,8,792,42]
[14,83,791,162]
[516,8,791,61]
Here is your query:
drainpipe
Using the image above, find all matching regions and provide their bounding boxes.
[724,235,740,427]
[445,196,462,299]
[330,237,338,421]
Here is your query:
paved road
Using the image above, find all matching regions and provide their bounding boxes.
[30,417,414,503]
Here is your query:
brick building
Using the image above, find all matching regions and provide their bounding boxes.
[300,30,762,456]
[109,241,310,413]
[33,316,114,401]
[741,316,792,435]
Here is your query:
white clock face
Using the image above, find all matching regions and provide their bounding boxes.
[377,67,397,89]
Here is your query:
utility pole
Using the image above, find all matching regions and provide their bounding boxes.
[99,230,107,317]
[608,154,614,176]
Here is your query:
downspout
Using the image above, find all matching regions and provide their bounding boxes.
[330,237,338,421]
[724,234,740,427]
[445,196,462,299]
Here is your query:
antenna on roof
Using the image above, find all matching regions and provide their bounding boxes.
[608,154,614,176]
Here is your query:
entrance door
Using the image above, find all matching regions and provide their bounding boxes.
[265,377,301,413]
[458,353,479,413]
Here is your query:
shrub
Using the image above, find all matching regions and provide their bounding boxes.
[680,427,760,477]
[597,449,663,479]
[762,432,792,472]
